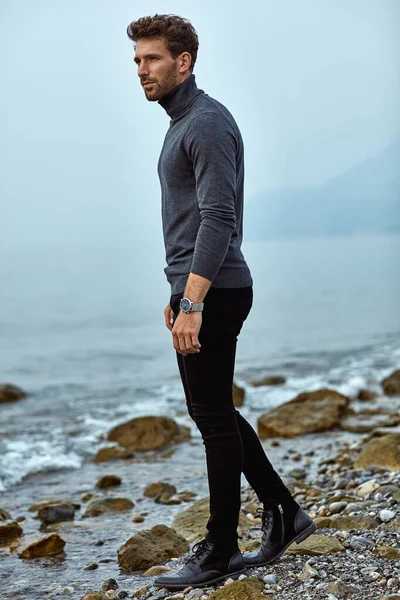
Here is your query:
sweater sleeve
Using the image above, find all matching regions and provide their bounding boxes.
[185,111,237,282]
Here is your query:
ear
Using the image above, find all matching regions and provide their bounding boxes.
[179,51,192,74]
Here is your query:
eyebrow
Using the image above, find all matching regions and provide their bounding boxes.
[134,53,162,64]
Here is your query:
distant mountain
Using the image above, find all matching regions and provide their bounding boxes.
[245,135,400,239]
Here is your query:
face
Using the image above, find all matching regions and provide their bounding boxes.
[134,37,190,102]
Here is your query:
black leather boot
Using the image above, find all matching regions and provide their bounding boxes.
[244,503,317,567]
[154,538,246,590]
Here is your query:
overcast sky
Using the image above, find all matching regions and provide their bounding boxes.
[1,0,399,249]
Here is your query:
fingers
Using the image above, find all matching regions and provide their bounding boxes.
[164,304,174,332]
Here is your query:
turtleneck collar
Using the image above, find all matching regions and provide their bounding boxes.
[158,74,204,119]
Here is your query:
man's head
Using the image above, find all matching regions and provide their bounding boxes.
[127,14,199,102]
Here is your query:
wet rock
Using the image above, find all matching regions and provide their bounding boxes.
[233,382,245,407]
[297,562,319,581]
[143,565,171,575]
[100,580,118,593]
[373,545,400,559]
[83,563,99,570]
[354,434,400,472]
[132,516,145,523]
[339,414,400,433]
[286,534,345,555]
[17,533,65,557]
[38,503,76,524]
[357,389,377,401]
[207,578,266,600]
[117,524,189,572]
[107,416,190,451]
[0,383,27,403]
[329,502,347,515]
[96,475,122,489]
[172,496,253,542]
[287,467,307,479]
[81,593,106,600]
[29,498,80,512]
[249,375,286,387]
[84,498,134,517]
[257,388,349,437]
[0,506,12,521]
[381,369,400,396]
[91,446,134,463]
[349,535,375,550]
[133,586,149,597]
[324,579,359,596]
[144,482,176,499]
[0,521,23,543]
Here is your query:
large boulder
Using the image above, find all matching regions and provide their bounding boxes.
[38,503,76,524]
[0,521,23,544]
[258,388,349,438]
[84,498,134,517]
[286,534,345,555]
[107,416,190,451]
[0,383,27,403]
[381,369,400,396]
[117,524,189,572]
[354,434,400,472]
[208,578,268,600]
[17,533,65,558]
[172,496,253,543]
[91,446,133,463]
[249,375,286,387]
[233,383,245,407]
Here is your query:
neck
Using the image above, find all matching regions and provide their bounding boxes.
[158,73,203,119]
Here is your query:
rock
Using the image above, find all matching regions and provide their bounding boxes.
[38,503,75,524]
[117,524,189,572]
[100,579,118,593]
[132,516,145,523]
[233,383,245,407]
[379,509,396,523]
[104,592,115,600]
[339,414,400,433]
[262,574,277,585]
[207,578,266,600]
[357,389,377,401]
[172,496,253,542]
[355,479,381,497]
[324,580,359,597]
[107,416,190,451]
[381,369,400,396]
[84,498,134,517]
[354,435,400,472]
[0,506,12,521]
[349,535,374,550]
[373,545,400,559]
[83,563,99,571]
[133,586,149,597]
[329,502,347,515]
[96,475,122,489]
[81,593,106,600]
[17,533,65,558]
[91,446,134,463]
[329,515,379,530]
[29,498,80,512]
[0,521,23,543]
[383,515,400,532]
[287,467,307,479]
[143,565,171,575]
[286,534,345,555]
[257,388,349,437]
[144,482,176,498]
[0,383,27,403]
[249,376,286,387]
[297,562,319,581]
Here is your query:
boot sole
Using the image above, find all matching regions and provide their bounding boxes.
[244,521,317,568]
[154,567,247,590]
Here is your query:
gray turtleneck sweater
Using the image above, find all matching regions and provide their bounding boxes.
[158,74,253,295]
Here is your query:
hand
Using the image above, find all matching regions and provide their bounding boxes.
[172,310,202,356]
[164,303,175,332]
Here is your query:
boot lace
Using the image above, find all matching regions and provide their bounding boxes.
[184,539,212,565]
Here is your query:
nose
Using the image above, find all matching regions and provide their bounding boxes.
[137,61,149,78]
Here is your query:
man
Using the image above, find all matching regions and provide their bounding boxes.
[127,14,316,590]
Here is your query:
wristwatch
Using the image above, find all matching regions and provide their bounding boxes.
[179,297,204,313]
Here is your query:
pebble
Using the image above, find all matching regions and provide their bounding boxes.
[329,501,347,514]
[380,509,396,522]
[263,574,277,585]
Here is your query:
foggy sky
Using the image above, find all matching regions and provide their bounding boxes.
[1,0,399,249]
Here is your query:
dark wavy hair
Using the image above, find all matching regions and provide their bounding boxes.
[127,14,199,73]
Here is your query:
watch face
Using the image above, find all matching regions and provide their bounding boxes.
[180,298,191,313]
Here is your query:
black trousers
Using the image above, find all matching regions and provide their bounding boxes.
[170,286,293,549]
